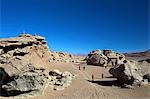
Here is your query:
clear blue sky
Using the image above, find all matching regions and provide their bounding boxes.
[0,0,149,54]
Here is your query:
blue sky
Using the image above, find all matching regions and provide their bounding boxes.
[0,0,149,54]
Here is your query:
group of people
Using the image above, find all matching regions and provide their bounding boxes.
[78,65,86,71]
[78,65,104,81]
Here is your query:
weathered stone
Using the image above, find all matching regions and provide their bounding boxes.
[19,33,32,37]
[48,52,81,63]
[0,49,4,55]
[0,67,12,87]
[90,49,102,55]
[86,49,126,67]
[109,61,144,86]
[48,70,76,91]
[0,33,50,96]
[0,33,76,97]
[143,74,150,82]
[2,67,48,92]
[49,69,62,76]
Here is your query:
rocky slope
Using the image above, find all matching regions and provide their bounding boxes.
[0,33,76,97]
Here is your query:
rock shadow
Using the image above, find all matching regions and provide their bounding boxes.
[0,67,36,97]
[105,76,114,78]
[87,79,121,87]
[0,88,34,97]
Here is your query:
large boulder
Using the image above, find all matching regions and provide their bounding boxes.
[109,60,144,86]
[2,66,48,92]
[0,67,12,87]
[86,49,125,67]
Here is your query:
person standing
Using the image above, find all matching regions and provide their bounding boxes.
[102,73,104,79]
[92,74,94,81]
[83,66,85,71]
[79,65,81,70]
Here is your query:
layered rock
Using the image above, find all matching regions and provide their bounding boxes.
[0,33,49,76]
[49,52,82,63]
[0,33,76,97]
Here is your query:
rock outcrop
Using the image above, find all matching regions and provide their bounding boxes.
[86,49,125,67]
[109,60,149,88]
[49,52,82,63]
[0,33,50,96]
[87,49,149,88]
[0,33,76,97]
[2,64,49,96]
[137,59,150,83]
[49,69,76,91]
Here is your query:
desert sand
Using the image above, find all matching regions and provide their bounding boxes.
[1,62,149,99]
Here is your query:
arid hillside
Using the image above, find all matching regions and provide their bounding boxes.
[124,50,150,61]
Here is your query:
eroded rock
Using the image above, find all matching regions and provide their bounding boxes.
[86,49,125,67]
[49,69,76,91]
[0,33,76,97]
[143,74,150,82]
[109,60,145,87]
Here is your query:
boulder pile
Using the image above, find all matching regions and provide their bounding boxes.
[87,49,150,88]
[49,69,76,90]
[0,33,76,97]
[49,52,82,63]
[86,49,125,67]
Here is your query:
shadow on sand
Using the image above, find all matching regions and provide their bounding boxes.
[0,88,34,97]
[87,79,121,87]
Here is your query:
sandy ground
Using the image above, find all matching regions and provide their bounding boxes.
[0,62,150,99]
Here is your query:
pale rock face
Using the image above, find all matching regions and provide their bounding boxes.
[87,49,126,67]
[109,61,144,86]
[48,70,76,91]
[0,49,3,55]
[0,33,76,97]
[53,69,62,75]
[48,52,82,63]
[90,49,102,55]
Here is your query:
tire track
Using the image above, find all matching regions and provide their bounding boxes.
[71,64,101,99]
[73,63,126,99]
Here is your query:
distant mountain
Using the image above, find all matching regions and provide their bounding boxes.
[145,49,150,53]
[124,49,150,57]
[124,49,150,60]
[74,54,87,57]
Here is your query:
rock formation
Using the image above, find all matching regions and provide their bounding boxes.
[0,33,76,97]
[109,60,143,87]
[49,52,82,63]
[87,49,149,88]
[49,69,76,91]
[86,49,125,67]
